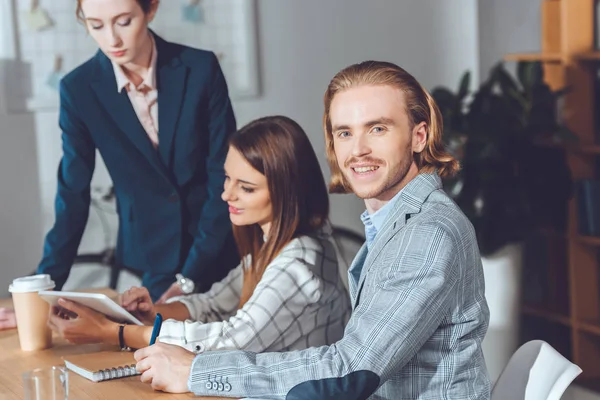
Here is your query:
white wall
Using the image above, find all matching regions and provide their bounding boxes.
[0,0,43,295]
[0,110,43,295]
[477,0,541,80]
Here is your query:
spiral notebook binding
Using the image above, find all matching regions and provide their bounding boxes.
[96,364,140,381]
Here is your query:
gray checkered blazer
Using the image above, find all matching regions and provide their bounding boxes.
[188,173,491,399]
[159,230,350,355]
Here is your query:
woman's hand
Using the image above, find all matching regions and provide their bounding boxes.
[121,287,157,325]
[47,298,117,345]
[0,308,16,330]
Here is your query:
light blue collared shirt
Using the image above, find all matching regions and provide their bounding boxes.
[360,189,403,249]
[351,189,404,287]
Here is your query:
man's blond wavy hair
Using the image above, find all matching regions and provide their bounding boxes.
[323,61,459,193]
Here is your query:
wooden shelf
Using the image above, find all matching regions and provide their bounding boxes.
[534,228,567,239]
[574,51,600,61]
[579,321,600,336]
[504,52,561,62]
[522,305,571,327]
[534,229,600,247]
[536,140,600,155]
[574,144,600,155]
[560,143,600,155]
[576,235,600,247]
[504,51,600,63]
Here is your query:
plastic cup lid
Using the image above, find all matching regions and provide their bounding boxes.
[8,274,55,293]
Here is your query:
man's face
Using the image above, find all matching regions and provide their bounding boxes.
[330,84,426,201]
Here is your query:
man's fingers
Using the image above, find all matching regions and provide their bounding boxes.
[140,368,153,384]
[151,377,166,392]
[135,358,151,374]
[134,345,153,362]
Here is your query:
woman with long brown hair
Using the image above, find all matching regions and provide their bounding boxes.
[48,116,350,354]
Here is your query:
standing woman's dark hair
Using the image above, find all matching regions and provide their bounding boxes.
[230,116,330,306]
[76,0,155,21]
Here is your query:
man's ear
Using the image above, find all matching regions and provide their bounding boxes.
[412,122,427,153]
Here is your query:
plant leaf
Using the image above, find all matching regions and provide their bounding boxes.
[492,63,519,95]
[458,71,471,102]
[517,61,543,91]
[555,126,579,143]
[552,86,571,97]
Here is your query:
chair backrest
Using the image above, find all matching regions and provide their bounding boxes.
[330,226,364,292]
[491,340,582,400]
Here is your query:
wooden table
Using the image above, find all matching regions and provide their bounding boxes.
[0,292,231,399]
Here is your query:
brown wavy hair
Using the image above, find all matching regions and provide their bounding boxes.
[76,0,156,22]
[323,60,459,193]
[230,116,330,307]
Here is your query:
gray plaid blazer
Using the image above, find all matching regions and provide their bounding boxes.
[188,173,491,399]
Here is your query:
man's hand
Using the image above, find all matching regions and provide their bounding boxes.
[47,298,116,344]
[121,287,157,325]
[0,308,16,330]
[156,282,185,304]
[134,342,194,393]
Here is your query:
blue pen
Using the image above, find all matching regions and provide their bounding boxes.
[149,313,163,345]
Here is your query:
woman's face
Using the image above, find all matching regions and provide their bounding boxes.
[80,0,156,66]
[222,147,273,235]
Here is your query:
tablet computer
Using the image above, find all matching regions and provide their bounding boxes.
[38,291,143,326]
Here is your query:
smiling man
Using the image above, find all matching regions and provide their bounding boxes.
[134,61,491,400]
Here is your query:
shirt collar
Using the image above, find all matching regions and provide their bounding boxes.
[112,34,157,92]
[360,185,404,246]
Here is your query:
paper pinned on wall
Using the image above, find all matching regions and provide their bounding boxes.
[46,55,64,91]
[23,0,53,31]
[181,0,204,24]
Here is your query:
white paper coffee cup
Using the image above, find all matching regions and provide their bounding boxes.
[9,274,55,351]
[9,274,55,294]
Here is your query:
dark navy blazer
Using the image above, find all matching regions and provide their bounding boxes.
[37,34,239,293]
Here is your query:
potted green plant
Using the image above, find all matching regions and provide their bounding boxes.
[431,61,574,382]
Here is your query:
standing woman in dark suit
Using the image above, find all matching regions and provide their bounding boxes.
[36,0,239,302]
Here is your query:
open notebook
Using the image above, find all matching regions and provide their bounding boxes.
[63,351,140,382]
